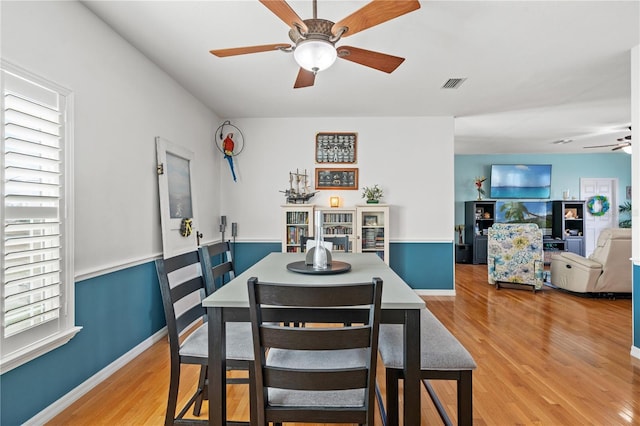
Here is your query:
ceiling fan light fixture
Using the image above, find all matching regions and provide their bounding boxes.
[293,39,337,73]
[621,145,632,154]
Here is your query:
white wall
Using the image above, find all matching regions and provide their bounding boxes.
[220,116,455,242]
[1,1,222,276]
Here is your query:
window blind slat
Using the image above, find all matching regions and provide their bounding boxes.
[4,108,61,135]
[5,303,60,337]
[4,205,59,219]
[5,123,60,146]
[5,283,60,305]
[5,137,60,158]
[4,271,60,293]
[5,150,60,167]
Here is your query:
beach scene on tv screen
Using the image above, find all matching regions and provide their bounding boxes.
[490,164,551,199]
[496,201,552,234]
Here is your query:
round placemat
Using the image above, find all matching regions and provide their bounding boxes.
[286,260,351,275]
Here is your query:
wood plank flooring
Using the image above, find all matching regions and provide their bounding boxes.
[48,263,640,425]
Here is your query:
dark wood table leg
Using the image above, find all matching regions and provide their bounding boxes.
[208,307,226,426]
[403,309,421,425]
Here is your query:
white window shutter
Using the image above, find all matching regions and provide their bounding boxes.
[1,61,80,373]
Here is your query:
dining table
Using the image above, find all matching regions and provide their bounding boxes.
[202,252,426,425]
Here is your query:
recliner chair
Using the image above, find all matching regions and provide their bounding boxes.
[550,228,631,294]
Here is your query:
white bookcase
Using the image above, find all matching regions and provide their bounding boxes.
[281,204,390,264]
[355,204,390,265]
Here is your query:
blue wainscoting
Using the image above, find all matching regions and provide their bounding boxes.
[389,242,454,290]
[232,242,281,275]
[0,262,165,426]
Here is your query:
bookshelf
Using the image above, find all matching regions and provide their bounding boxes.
[281,204,314,253]
[281,204,390,263]
[317,208,355,252]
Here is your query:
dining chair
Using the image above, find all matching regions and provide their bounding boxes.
[199,241,235,292]
[377,308,477,426]
[155,250,254,425]
[247,276,383,425]
[300,235,350,253]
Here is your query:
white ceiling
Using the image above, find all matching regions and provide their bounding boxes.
[82,0,639,154]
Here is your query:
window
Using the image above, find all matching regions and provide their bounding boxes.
[1,61,80,374]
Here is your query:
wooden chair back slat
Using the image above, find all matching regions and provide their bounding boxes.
[255,283,375,307]
[260,325,371,350]
[264,368,368,391]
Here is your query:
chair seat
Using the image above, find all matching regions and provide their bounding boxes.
[265,348,369,407]
[378,309,476,371]
[180,322,254,361]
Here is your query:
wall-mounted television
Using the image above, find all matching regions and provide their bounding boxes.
[490,164,552,199]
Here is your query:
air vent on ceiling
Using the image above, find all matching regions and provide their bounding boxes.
[442,78,467,89]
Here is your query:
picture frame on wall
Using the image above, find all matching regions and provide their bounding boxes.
[315,168,358,190]
[315,132,357,164]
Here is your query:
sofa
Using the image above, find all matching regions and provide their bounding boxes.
[550,228,631,294]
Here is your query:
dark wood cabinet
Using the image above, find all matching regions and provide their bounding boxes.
[551,200,586,256]
[465,201,496,264]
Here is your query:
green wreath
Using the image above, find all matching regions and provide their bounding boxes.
[587,195,610,216]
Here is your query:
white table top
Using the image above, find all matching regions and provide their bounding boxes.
[202,252,425,310]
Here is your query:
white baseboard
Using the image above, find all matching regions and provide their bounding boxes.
[631,345,640,360]
[415,289,456,296]
[25,327,168,426]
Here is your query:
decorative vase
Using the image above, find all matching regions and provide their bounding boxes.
[366,199,379,204]
[312,211,327,270]
[476,189,483,201]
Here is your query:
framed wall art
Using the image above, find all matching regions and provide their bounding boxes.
[315,132,357,164]
[315,168,359,190]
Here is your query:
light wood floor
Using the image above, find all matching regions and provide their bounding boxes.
[48,263,640,425]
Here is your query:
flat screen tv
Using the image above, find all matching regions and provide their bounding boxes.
[490,164,552,199]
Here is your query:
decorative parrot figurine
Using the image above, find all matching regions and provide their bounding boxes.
[223,132,237,182]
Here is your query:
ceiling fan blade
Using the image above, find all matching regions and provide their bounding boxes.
[210,43,291,57]
[294,68,315,88]
[337,46,405,73]
[612,142,631,151]
[584,144,618,149]
[332,0,420,38]
[259,0,308,33]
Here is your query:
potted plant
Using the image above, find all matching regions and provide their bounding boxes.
[619,201,631,228]
[362,184,383,203]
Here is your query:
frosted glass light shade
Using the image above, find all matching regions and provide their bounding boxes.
[294,40,337,73]
[621,145,632,154]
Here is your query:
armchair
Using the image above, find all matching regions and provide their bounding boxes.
[487,223,544,291]
[550,228,631,294]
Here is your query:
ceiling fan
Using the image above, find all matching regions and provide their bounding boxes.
[209,0,421,88]
[584,126,632,152]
